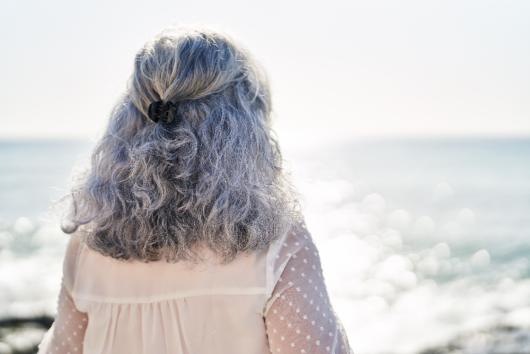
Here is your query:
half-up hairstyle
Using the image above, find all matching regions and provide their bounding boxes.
[60,25,302,264]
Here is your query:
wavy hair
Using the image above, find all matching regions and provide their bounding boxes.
[60,26,302,264]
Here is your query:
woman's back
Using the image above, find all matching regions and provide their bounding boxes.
[37,220,352,353]
[37,25,353,353]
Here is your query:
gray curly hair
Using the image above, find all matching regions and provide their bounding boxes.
[61,26,302,264]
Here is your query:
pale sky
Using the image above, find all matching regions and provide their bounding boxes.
[1,0,529,141]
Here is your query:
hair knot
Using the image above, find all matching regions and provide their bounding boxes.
[147,100,179,124]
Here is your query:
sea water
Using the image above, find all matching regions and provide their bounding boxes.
[0,138,529,353]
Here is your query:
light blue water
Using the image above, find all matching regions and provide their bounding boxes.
[0,140,93,222]
[0,138,529,353]
[294,138,530,269]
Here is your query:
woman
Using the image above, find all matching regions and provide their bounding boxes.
[37,25,353,354]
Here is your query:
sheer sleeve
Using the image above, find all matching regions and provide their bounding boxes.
[263,222,353,354]
[37,233,88,354]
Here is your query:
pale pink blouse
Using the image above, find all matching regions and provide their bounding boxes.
[37,220,353,354]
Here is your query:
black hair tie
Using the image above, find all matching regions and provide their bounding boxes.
[147,100,180,124]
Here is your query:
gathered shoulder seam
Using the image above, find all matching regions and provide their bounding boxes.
[71,286,268,304]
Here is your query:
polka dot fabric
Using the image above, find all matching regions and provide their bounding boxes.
[37,235,88,354]
[37,280,88,354]
[262,222,353,354]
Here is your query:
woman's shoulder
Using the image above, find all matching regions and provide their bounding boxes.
[269,217,315,259]
[265,218,316,289]
[62,228,88,292]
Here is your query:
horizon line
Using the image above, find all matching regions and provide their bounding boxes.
[1,133,530,145]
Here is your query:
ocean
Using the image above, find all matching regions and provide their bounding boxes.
[0,138,529,354]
